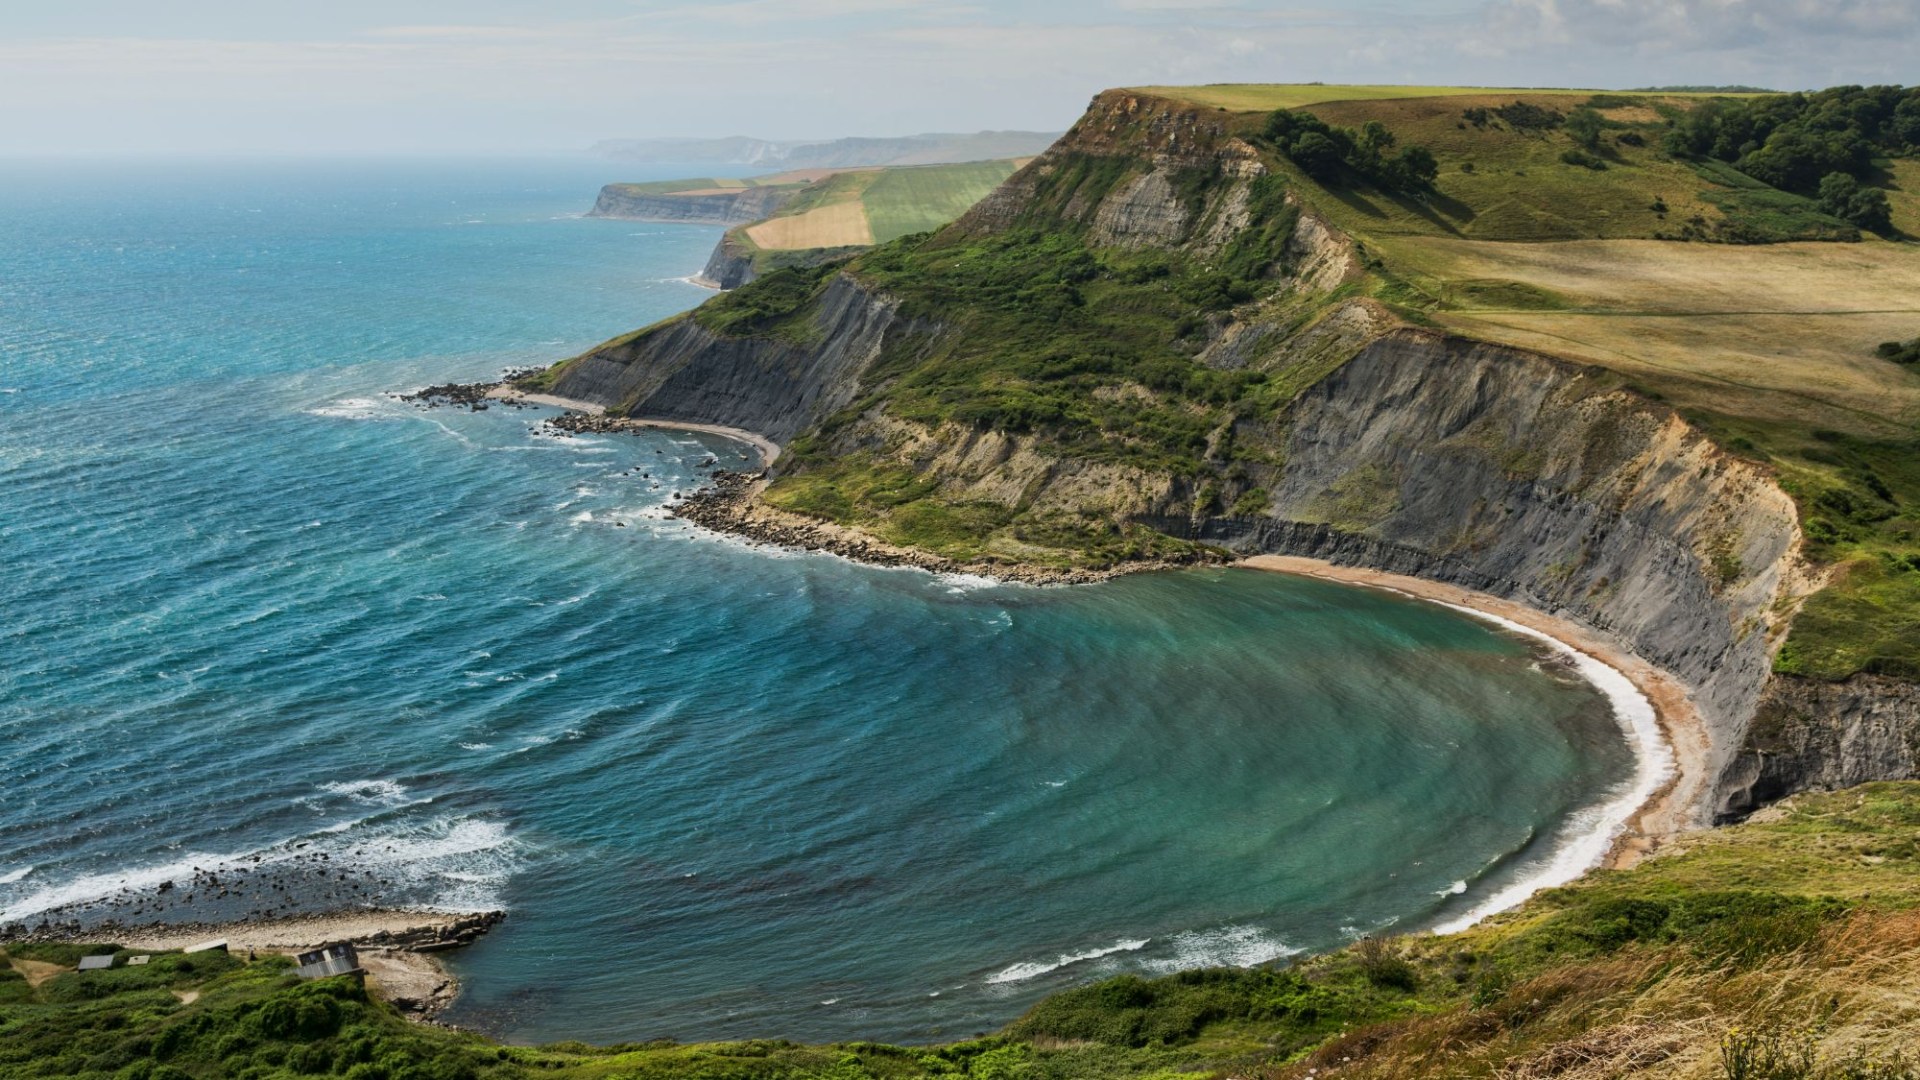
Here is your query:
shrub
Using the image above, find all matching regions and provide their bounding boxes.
[1875,338,1920,364]
[1565,106,1605,149]
[1354,936,1417,991]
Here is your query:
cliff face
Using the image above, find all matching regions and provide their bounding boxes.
[1195,332,1806,821]
[543,275,924,445]
[1716,674,1920,817]
[588,184,797,225]
[698,233,759,289]
[534,89,1919,821]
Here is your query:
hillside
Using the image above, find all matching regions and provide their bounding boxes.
[697,158,1030,288]
[9,784,1920,1078]
[528,82,1920,832]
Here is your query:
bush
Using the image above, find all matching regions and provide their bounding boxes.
[1565,106,1605,149]
[1354,937,1417,991]
[1561,148,1608,170]
[1875,338,1920,365]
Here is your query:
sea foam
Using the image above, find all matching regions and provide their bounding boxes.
[1427,603,1674,935]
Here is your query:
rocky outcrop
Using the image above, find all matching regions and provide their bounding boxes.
[698,232,759,289]
[543,275,926,445]
[1715,674,1920,818]
[588,184,798,224]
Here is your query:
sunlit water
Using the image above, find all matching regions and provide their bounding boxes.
[0,160,1634,1043]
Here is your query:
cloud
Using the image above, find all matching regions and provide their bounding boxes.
[1475,0,1919,55]
[0,1,1914,155]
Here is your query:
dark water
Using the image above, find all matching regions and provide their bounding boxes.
[0,159,1635,1044]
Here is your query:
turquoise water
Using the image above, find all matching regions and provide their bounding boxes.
[0,160,1634,1044]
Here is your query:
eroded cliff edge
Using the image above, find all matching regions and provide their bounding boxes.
[588,184,797,225]
[527,89,1914,823]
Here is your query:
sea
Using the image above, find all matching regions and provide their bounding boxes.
[0,158,1639,1044]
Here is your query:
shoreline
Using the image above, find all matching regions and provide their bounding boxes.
[485,387,783,465]
[672,471,1215,586]
[1239,556,1708,887]
[5,910,503,1022]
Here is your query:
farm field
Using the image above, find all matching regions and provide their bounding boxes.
[1391,235,1920,434]
[739,158,1025,251]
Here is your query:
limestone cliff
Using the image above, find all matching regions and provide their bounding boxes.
[543,275,922,446]
[698,233,759,289]
[588,184,797,225]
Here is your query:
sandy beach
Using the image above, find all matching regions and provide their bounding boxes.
[486,387,782,465]
[1240,555,1710,877]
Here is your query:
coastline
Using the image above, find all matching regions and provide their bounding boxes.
[1239,555,1708,884]
[672,471,1216,586]
[7,910,503,1022]
[455,391,1707,935]
[485,387,782,465]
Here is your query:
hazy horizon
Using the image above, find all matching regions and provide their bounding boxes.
[2,1,1916,157]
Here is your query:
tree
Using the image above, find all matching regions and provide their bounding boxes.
[1816,171,1894,233]
[1394,146,1440,186]
[1289,131,1345,179]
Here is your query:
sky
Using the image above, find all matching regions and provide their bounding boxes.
[1,0,1915,156]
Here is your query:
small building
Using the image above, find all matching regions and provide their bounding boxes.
[293,943,362,980]
[183,939,228,954]
[76,955,113,972]
[126,956,151,966]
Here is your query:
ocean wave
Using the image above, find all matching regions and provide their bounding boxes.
[0,813,521,925]
[320,779,411,806]
[304,397,395,421]
[1427,605,1673,935]
[986,937,1149,984]
[1144,925,1298,973]
[0,866,32,886]
[935,572,1002,594]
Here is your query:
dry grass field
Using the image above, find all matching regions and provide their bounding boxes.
[745,195,875,248]
[1387,236,1920,434]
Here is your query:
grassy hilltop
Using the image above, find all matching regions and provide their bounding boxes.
[9,784,1920,1079]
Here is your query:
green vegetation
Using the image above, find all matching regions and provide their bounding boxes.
[12,786,1920,1078]
[861,160,1025,244]
[1881,337,1920,365]
[726,160,1025,260]
[1663,86,1920,198]
[1128,84,1602,113]
[1261,111,1439,191]
[593,84,1920,675]
[599,176,798,198]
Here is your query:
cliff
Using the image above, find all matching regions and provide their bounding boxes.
[542,275,924,446]
[529,87,1917,822]
[587,184,798,224]
[698,232,759,289]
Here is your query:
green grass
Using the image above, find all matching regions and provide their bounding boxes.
[1129,84,1603,113]
[862,160,1024,243]
[599,176,799,197]
[10,785,1920,1079]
